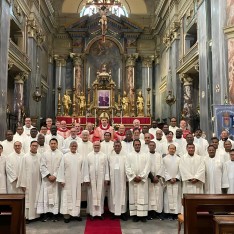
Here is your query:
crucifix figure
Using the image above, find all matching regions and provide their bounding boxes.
[99,6,108,42]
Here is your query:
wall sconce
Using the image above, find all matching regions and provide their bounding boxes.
[32,87,42,102]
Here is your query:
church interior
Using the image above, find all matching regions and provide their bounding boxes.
[1,0,234,140]
[1,0,234,233]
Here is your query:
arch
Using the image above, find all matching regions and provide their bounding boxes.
[85,35,124,55]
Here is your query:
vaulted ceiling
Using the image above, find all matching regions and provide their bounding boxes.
[61,0,153,15]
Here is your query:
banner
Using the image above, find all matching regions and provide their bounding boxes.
[214,105,234,138]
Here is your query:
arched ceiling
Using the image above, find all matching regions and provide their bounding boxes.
[62,0,148,15]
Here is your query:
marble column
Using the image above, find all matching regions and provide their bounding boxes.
[73,54,83,94]
[54,56,66,116]
[142,56,154,116]
[47,55,54,118]
[170,36,180,119]
[197,0,213,140]
[125,54,138,117]
[180,74,193,131]
[0,0,11,139]
[14,73,28,125]
[210,0,228,105]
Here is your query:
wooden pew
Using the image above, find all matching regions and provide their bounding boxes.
[183,194,234,234]
[213,215,234,234]
[0,194,25,234]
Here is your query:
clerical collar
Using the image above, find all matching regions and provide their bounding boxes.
[176,137,182,139]
[150,151,155,154]
[116,131,125,136]
[156,138,162,141]
[100,124,110,130]
[30,152,37,156]
[58,128,68,132]
[222,138,228,141]
[123,138,133,142]
[89,130,94,134]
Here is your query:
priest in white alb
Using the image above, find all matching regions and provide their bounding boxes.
[100,132,114,155]
[125,139,150,222]
[179,143,205,194]
[16,141,42,221]
[0,144,7,193]
[108,140,127,220]
[204,145,229,194]
[225,149,234,194]
[83,141,109,220]
[147,141,164,220]
[6,141,24,193]
[57,141,83,223]
[37,138,63,221]
[163,144,181,220]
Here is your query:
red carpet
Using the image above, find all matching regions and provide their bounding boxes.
[84,214,122,234]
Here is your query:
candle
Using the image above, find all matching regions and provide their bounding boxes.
[88,67,90,88]
[86,111,87,124]
[118,68,120,88]
[112,109,114,119]
[73,67,76,88]
[132,67,134,87]
[147,66,150,88]
[78,118,80,123]
[58,62,61,87]
[120,111,122,124]
[94,109,96,120]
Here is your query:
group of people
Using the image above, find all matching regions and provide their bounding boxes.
[0,115,234,225]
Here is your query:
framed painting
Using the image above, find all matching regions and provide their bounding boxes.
[98,90,110,108]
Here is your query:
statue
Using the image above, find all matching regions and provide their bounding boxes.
[122,91,130,116]
[78,91,86,116]
[136,90,144,116]
[99,6,108,42]
[62,91,72,116]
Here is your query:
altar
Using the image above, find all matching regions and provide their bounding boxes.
[56,63,152,128]
[56,116,151,129]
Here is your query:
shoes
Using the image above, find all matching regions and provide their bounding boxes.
[41,214,49,222]
[90,216,94,221]
[52,215,58,222]
[64,218,70,223]
[26,219,30,224]
[111,214,116,220]
[120,214,128,221]
[76,216,82,222]
[133,216,140,222]
[147,215,153,220]
[99,215,104,220]
[141,217,147,222]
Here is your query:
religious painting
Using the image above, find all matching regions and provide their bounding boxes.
[227,0,234,26]
[98,90,110,108]
[228,38,234,104]
[214,105,234,138]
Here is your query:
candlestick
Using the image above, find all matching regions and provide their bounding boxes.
[73,67,76,88]
[132,67,134,87]
[112,109,114,119]
[118,68,120,89]
[147,66,150,88]
[58,62,61,87]
[120,110,122,124]
[88,67,90,88]
[95,108,96,120]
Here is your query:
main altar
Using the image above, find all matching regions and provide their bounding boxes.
[56,64,151,128]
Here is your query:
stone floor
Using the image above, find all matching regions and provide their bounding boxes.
[26,217,180,234]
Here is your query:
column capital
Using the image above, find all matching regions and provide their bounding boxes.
[14,72,28,83]
[71,53,84,66]
[54,55,66,66]
[180,74,193,85]
[142,55,154,67]
[125,53,138,67]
